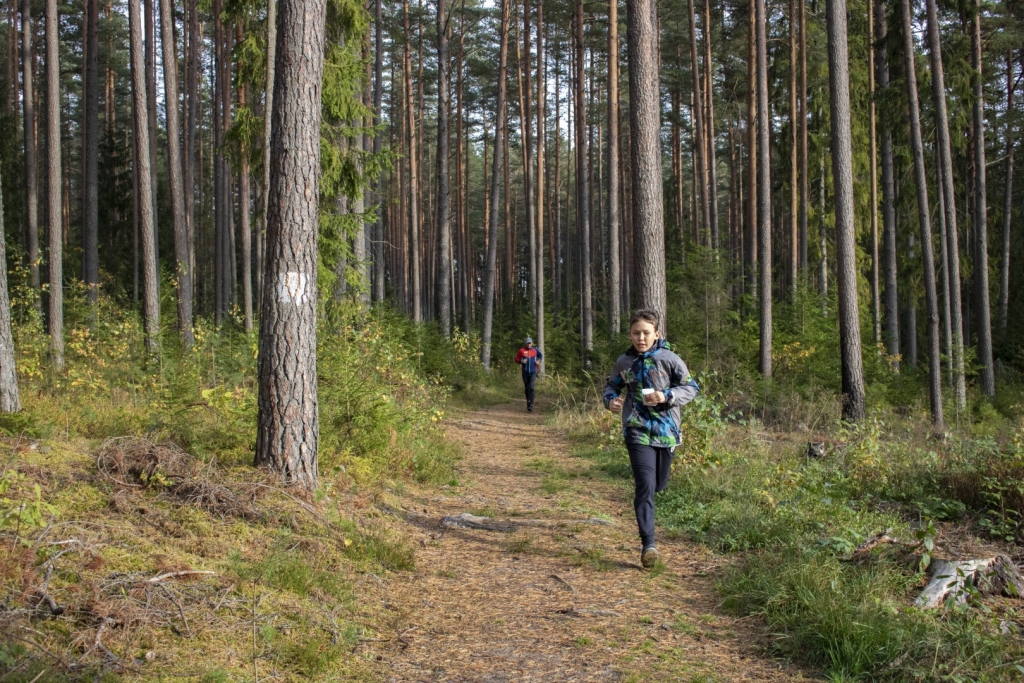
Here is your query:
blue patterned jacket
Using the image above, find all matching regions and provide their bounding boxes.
[602,340,700,448]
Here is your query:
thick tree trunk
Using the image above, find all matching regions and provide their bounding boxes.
[254,0,326,489]
[45,0,62,366]
[972,2,995,397]
[144,0,158,245]
[21,0,39,303]
[755,0,772,375]
[925,0,966,409]
[900,0,944,429]
[867,0,880,345]
[826,0,866,420]
[876,0,899,362]
[0,170,20,412]
[608,0,621,335]
[1000,52,1014,333]
[161,0,195,344]
[435,0,452,337]
[82,0,99,303]
[627,0,667,324]
[129,0,160,352]
[481,0,510,370]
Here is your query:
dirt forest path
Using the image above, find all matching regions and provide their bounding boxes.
[362,400,816,682]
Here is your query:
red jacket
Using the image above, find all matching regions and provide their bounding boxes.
[514,346,543,374]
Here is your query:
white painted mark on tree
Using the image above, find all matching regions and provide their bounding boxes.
[279,272,308,304]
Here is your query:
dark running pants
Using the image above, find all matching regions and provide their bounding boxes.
[626,443,674,548]
[522,372,536,407]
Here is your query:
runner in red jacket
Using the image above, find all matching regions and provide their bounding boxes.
[514,337,543,412]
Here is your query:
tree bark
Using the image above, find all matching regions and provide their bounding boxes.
[371,0,384,303]
[239,76,253,330]
[925,0,966,409]
[82,0,99,303]
[45,0,62,366]
[262,0,277,308]
[900,0,944,429]
[577,2,593,353]
[535,0,545,371]
[755,0,772,375]
[875,0,899,362]
[972,1,995,397]
[481,0,510,370]
[867,0,880,345]
[608,0,621,335]
[826,0,866,420]
[747,0,757,302]
[627,0,667,324]
[254,0,326,489]
[161,0,195,344]
[1000,51,1014,333]
[21,0,39,303]
[798,0,808,273]
[703,0,718,250]
[789,0,798,292]
[129,0,160,352]
[144,0,159,248]
[403,0,422,323]
[435,0,452,337]
[688,0,709,245]
[0,168,20,412]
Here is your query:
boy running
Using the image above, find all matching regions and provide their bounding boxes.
[514,337,543,412]
[603,310,699,568]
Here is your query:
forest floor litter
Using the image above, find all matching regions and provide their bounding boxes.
[360,400,819,682]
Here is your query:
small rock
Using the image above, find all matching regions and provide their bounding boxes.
[144,651,155,661]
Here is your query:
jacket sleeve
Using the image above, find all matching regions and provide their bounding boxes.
[603,357,627,408]
[514,348,524,364]
[664,356,699,407]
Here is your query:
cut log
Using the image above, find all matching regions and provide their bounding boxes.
[915,555,1024,608]
[439,513,613,532]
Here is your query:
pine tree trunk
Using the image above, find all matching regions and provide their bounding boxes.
[521,0,537,323]
[262,0,277,305]
[798,0,808,273]
[0,169,20,412]
[435,0,452,337]
[82,0,99,303]
[825,0,866,420]
[185,0,199,301]
[789,0,798,292]
[688,0,709,245]
[254,0,326,489]
[925,0,966,409]
[627,0,667,324]
[876,0,899,362]
[161,0,195,344]
[481,0,510,370]
[1000,52,1014,333]
[747,0,757,302]
[21,0,39,303]
[972,1,995,397]
[45,0,62,366]
[535,0,545,371]
[608,0,621,335]
[703,0,718,250]
[755,0,772,375]
[144,0,158,249]
[404,0,422,323]
[129,0,160,352]
[577,2,593,352]
[900,0,944,429]
[867,0,880,345]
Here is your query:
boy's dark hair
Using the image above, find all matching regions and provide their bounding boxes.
[629,309,660,331]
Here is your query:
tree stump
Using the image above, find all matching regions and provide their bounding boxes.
[915,555,1024,608]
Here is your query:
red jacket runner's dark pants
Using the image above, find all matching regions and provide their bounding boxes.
[522,371,536,408]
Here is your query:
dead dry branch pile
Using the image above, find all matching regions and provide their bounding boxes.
[96,437,262,520]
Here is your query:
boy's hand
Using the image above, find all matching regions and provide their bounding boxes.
[643,391,666,406]
[608,397,624,413]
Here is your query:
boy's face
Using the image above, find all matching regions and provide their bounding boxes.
[629,320,659,353]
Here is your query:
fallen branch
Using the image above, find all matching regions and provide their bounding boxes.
[93,618,123,668]
[556,607,620,618]
[147,570,216,583]
[440,513,613,532]
[549,574,576,593]
[915,555,1024,608]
